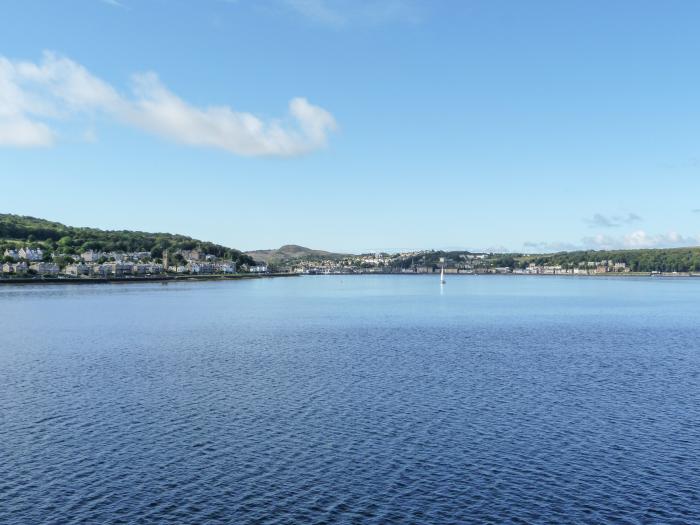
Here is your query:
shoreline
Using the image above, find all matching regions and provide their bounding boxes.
[303,271,700,278]
[1,271,699,286]
[0,273,298,286]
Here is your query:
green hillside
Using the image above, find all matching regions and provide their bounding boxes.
[0,214,254,265]
[519,247,700,273]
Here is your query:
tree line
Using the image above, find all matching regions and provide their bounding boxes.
[0,214,255,266]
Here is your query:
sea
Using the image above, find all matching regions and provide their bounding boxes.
[1,275,699,524]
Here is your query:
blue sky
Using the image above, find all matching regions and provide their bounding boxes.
[1,0,700,253]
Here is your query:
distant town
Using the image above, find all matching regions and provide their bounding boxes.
[277,251,635,276]
[0,246,658,279]
[252,244,700,276]
[2,214,700,280]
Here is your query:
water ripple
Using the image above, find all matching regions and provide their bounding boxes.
[1,277,700,523]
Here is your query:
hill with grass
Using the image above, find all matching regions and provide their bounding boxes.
[0,213,254,265]
[246,244,347,264]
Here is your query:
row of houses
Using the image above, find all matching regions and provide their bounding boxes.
[513,262,630,275]
[3,262,59,275]
[66,262,165,276]
[2,260,238,277]
[4,248,44,261]
[167,262,237,274]
[80,250,152,263]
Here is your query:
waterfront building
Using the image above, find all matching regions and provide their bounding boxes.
[65,263,90,276]
[188,262,214,274]
[30,262,59,275]
[217,262,236,274]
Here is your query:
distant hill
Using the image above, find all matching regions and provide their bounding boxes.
[246,244,347,264]
[0,213,254,265]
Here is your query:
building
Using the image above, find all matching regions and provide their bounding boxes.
[3,249,19,261]
[189,262,214,274]
[111,262,134,275]
[179,249,202,261]
[217,262,236,274]
[91,265,110,277]
[2,262,28,274]
[249,265,268,273]
[30,262,59,275]
[19,247,44,261]
[81,250,104,262]
[65,263,90,276]
[133,263,162,275]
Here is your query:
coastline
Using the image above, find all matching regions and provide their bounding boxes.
[304,271,700,278]
[2,271,699,286]
[0,273,298,286]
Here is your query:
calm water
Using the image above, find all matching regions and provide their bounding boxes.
[1,275,699,524]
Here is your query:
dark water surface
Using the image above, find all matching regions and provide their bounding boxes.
[2,275,699,524]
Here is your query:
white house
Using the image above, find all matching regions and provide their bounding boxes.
[217,262,236,274]
[189,262,214,274]
[2,263,15,274]
[3,249,19,261]
[19,247,44,261]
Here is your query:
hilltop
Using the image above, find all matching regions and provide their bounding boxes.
[0,214,254,266]
[246,244,347,264]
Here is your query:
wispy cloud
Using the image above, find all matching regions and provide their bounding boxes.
[584,212,643,228]
[692,208,700,213]
[525,230,700,253]
[281,0,420,26]
[0,51,337,156]
[522,241,582,253]
[100,0,126,8]
[285,0,345,25]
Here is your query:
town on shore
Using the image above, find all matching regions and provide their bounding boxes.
[2,214,700,281]
[274,251,688,276]
[2,247,267,279]
[4,245,700,280]
[243,247,700,277]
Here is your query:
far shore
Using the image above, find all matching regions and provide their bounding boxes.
[306,271,700,278]
[2,271,700,286]
[0,273,298,285]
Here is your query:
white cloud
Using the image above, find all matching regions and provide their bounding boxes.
[620,230,698,249]
[0,51,337,156]
[584,212,642,228]
[525,230,700,253]
[522,240,581,253]
[0,116,54,147]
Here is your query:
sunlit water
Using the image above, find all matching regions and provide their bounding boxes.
[1,275,699,524]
